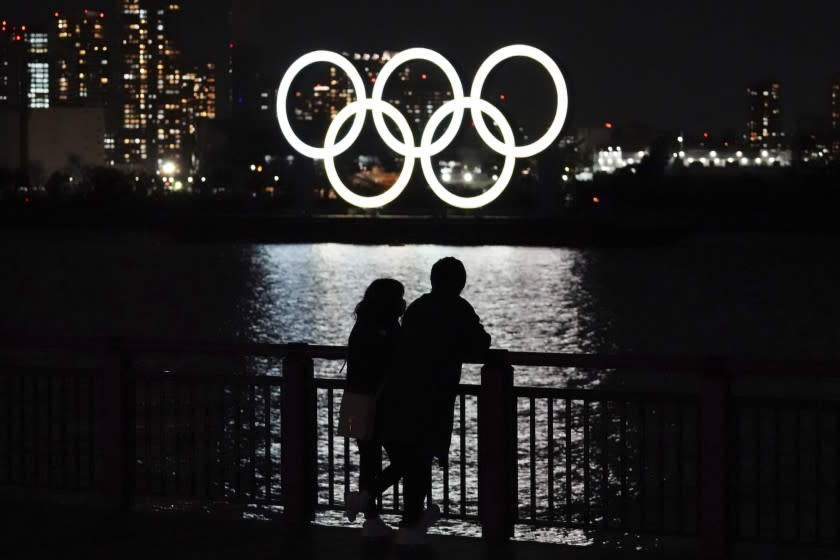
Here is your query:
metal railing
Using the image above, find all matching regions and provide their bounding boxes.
[1,336,839,558]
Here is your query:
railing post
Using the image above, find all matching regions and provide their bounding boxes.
[281,343,316,530]
[700,359,730,560]
[478,349,515,543]
[102,337,135,511]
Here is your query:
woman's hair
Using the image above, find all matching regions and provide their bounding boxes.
[354,278,405,323]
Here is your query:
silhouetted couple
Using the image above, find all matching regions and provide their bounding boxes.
[343,257,490,545]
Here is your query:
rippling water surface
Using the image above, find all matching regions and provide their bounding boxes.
[3,233,839,363]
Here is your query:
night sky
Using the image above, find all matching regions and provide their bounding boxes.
[6,0,840,135]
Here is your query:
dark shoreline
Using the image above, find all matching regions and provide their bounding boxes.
[3,207,839,247]
[0,211,694,247]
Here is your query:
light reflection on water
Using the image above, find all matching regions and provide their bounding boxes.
[249,243,589,351]
[248,243,596,386]
[3,234,838,363]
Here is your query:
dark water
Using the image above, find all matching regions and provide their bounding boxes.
[2,232,839,363]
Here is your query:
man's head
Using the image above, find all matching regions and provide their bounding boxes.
[430,257,466,296]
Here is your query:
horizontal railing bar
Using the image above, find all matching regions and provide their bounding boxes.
[732,396,840,406]
[134,371,284,386]
[2,336,839,379]
[0,335,107,353]
[123,339,290,357]
[313,378,480,394]
[0,366,98,378]
[306,345,348,360]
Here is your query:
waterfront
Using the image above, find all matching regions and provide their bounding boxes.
[1,232,839,366]
[3,232,840,547]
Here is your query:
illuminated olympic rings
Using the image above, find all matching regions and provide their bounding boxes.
[276,45,569,209]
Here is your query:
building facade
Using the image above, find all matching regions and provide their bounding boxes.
[118,0,151,168]
[28,107,107,177]
[0,21,26,108]
[746,81,784,150]
[51,10,111,108]
[832,74,840,158]
[150,1,184,171]
[26,29,50,109]
[118,0,214,174]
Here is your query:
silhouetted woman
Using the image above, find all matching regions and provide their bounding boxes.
[343,278,405,538]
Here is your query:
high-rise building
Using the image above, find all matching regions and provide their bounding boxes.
[831,74,840,158]
[181,63,217,170]
[746,81,783,149]
[0,21,26,108]
[119,0,151,168]
[51,10,110,107]
[149,2,184,170]
[182,63,217,122]
[119,0,190,173]
[26,28,50,109]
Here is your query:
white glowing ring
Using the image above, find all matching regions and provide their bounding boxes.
[420,97,516,209]
[323,98,416,209]
[276,50,367,160]
[470,44,569,158]
[371,48,465,158]
[277,45,569,209]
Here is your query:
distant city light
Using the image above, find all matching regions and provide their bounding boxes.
[605,122,613,129]
[677,136,684,143]
[592,196,601,204]
[160,161,177,176]
[463,172,473,183]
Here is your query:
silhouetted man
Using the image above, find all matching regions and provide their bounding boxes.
[379,257,490,544]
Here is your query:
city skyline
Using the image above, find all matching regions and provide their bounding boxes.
[3,0,840,135]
